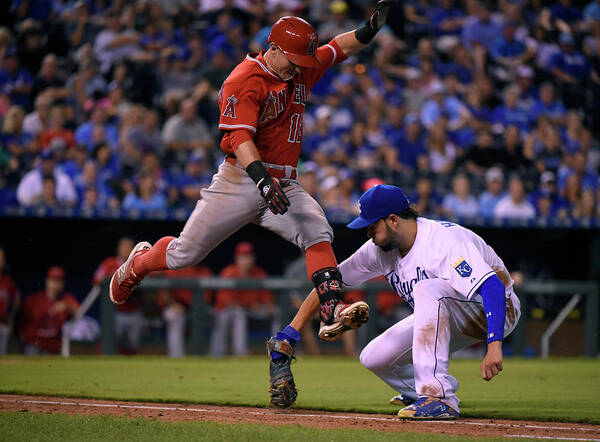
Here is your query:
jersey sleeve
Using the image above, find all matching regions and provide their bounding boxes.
[304,39,348,89]
[437,241,496,300]
[338,241,383,287]
[218,81,262,134]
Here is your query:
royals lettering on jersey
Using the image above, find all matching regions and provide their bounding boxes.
[338,218,507,306]
[218,40,346,167]
[384,267,429,308]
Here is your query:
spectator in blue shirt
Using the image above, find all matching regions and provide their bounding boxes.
[461,2,502,51]
[420,81,469,130]
[75,106,119,151]
[493,21,533,69]
[529,171,568,218]
[410,175,443,217]
[304,105,340,162]
[549,0,582,29]
[122,171,167,211]
[558,151,599,192]
[442,173,479,218]
[61,144,89,180]
[492,85,532,133]
[430,0,465,37]
[549,33,596,84]
[93,143,120,190]
[403,0,434,40]
[382,113,427,173]
[531,82,567,126]
[583,0,600,23]
[174,151,212,209]
[439,44,473,84]
[0,48,33,109]
[478,167,506,218]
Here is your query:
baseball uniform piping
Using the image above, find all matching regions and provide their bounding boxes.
[218,123,257,132]
[324,44,337,63]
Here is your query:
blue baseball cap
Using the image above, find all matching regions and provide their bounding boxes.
[347,185,411,229]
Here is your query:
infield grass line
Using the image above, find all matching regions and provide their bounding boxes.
[0,412,510,442]
[1,397,597,435]
[1,355,598,424]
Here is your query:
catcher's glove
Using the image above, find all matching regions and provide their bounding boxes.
[267,337,297,409]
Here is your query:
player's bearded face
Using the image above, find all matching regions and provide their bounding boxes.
[368,219,397,252]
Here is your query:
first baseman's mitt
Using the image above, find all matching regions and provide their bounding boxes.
[267,337,297,409]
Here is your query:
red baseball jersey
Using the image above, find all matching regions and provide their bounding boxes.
[94,256,140,313]
[20,291,79,353]
[0,273,19,323]
[215,264,273,311]
[218,39,347,167]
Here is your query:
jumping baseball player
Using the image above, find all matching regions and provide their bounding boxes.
[340,184,521,419]
[109,1,398,408]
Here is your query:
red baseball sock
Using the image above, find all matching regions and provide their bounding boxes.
[133,236,175,276]
[305,241,338,279]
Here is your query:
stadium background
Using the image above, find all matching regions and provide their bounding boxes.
[0,0,599,357]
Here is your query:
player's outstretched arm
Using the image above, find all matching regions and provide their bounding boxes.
[290,289,320,331]
[335,0,398,56]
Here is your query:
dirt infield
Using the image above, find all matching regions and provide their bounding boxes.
[1,394,599,440]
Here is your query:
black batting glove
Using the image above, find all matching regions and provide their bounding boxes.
[246,160,290,215]
[257,176,290,215]
[370,0,398,31]
[355,0,399,44]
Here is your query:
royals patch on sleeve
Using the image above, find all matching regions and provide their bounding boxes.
[452,258,472,278]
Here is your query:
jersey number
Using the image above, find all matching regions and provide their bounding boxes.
[288,113,303,143]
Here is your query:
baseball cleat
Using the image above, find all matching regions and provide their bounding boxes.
[318,301,369,341]
[109,241,151,304]
[397,396,459,420]
[390,393,416,406]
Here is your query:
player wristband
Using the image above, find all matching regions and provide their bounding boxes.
[245,160,270,186]
[355,24,378,44]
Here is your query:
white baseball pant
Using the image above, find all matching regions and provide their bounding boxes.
[359,278,521,412]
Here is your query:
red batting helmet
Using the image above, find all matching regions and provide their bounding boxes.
[266,16,320,68]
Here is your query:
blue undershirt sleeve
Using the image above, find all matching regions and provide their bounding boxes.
[478,275,506,344]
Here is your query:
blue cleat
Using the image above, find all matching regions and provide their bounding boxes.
[389,393,416,406]
[397,396,459,420]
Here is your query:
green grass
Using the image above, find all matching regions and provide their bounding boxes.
[1,356,599,424]
[0,412,510,442]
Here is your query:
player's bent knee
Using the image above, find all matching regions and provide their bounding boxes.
[165,238,206,270]
[359,344,385,371]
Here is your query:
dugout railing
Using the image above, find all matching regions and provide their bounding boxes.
[66,278,598,358]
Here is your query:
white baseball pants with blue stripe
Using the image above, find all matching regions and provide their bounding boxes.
[359,278,521,412]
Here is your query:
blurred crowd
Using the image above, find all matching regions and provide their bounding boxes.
[0,0,599,223]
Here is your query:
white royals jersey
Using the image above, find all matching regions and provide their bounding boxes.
[339,218,510,308]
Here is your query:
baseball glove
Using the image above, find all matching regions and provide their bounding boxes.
[267,337,297,409]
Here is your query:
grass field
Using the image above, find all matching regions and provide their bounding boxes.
[1,355,599,424]
[0,412,515,442]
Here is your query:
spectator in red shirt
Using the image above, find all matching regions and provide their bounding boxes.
[0,246,20,355]
[94,237,143,354]
[20,266,79,355]
[39,105,76,151]
[157,264,213,358]
[209,242,277,357]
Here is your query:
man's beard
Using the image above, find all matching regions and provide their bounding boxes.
[378,241,396,252]
[374,225,397,252]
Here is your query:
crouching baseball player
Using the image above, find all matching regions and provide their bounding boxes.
[109,1,399,409]
[340,184,521,419]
